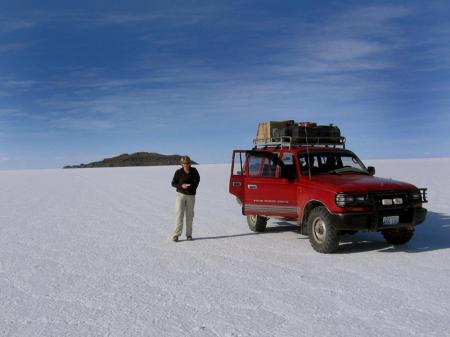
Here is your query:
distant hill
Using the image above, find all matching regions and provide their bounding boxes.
[63,152,198,169]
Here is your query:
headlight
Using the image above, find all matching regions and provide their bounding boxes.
[335,193,368,207]
[411,192,421,200]
[355,196,367,202]
[411,188,428,203]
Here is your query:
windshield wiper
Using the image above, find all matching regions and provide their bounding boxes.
[328,166,369,175]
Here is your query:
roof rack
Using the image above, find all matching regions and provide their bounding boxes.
[253,136,346,149]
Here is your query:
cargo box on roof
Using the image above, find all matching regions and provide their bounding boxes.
[255,120,295,144]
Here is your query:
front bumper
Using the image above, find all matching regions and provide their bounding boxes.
[330,207,427,231]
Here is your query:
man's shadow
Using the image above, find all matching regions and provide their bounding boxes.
[191,223,300,241]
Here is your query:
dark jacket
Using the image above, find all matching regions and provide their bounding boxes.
[171,166,200,195]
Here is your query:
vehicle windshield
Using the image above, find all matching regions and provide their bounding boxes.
[299,151,368,176]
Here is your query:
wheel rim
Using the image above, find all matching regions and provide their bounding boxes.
[312,217,326,243]
[250,215,257,224]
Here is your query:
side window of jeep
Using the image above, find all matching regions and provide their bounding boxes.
[248,155,278,177]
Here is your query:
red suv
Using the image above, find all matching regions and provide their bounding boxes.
[229,138,427,253]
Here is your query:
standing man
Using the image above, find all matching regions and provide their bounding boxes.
[171,155,200,242]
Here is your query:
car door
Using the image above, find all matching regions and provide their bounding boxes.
[229,150,247,203]
[243,151,299,219]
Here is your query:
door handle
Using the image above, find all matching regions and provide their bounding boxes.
[247,184,257,190]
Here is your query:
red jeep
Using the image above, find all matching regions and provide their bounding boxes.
[229,128,428,253]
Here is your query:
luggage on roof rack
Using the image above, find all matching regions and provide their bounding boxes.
[291,124,341,143]
[255,120,295,144]
[253,121,344,148]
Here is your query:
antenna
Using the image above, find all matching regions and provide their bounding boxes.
[305,125,312,180]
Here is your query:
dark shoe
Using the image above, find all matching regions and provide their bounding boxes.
[172,236,179,242]
[186,236,193,241]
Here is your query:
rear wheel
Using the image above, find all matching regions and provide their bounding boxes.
[307,207,339,253]
[382,227,415,245]
[247,215,267,232]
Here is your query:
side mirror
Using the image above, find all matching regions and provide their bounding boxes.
[367,166,375,176]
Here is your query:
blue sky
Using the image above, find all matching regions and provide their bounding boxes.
[1,0,449,169]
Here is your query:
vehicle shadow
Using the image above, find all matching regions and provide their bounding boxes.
[193,212,450,253]
[260,212,450,254]
[337,211,450,254]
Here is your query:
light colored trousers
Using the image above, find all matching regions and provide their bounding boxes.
[173,193,196,237]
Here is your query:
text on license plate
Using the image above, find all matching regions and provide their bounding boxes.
[383,216,399,225]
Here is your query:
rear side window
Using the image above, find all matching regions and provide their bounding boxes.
[281,152,294,165]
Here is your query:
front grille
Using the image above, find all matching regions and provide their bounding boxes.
[370,190,411,210]
[369,190,415,226]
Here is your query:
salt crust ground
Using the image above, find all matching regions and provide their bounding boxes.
[1,158,449,337]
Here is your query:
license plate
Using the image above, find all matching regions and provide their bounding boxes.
[383,216,399,225]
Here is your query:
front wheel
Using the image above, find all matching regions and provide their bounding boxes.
[247,215,267,232]
[382,227,415,245]
[307,207,339,253]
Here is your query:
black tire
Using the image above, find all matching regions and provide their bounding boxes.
[382,227,415,245]
[307,206,339,253]
[247,215,267,232]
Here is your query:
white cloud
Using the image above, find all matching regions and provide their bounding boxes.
[0,18,35,33]
[0,42,32,53]
[0,108,23,117]
[49,117,116,130]
[313,38,386,62]
[282,5,412,75]
[1,78,39,90]
[346,5,411,25]
[324,5,411,39]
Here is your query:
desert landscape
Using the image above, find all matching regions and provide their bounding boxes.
[1,158,449,336]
